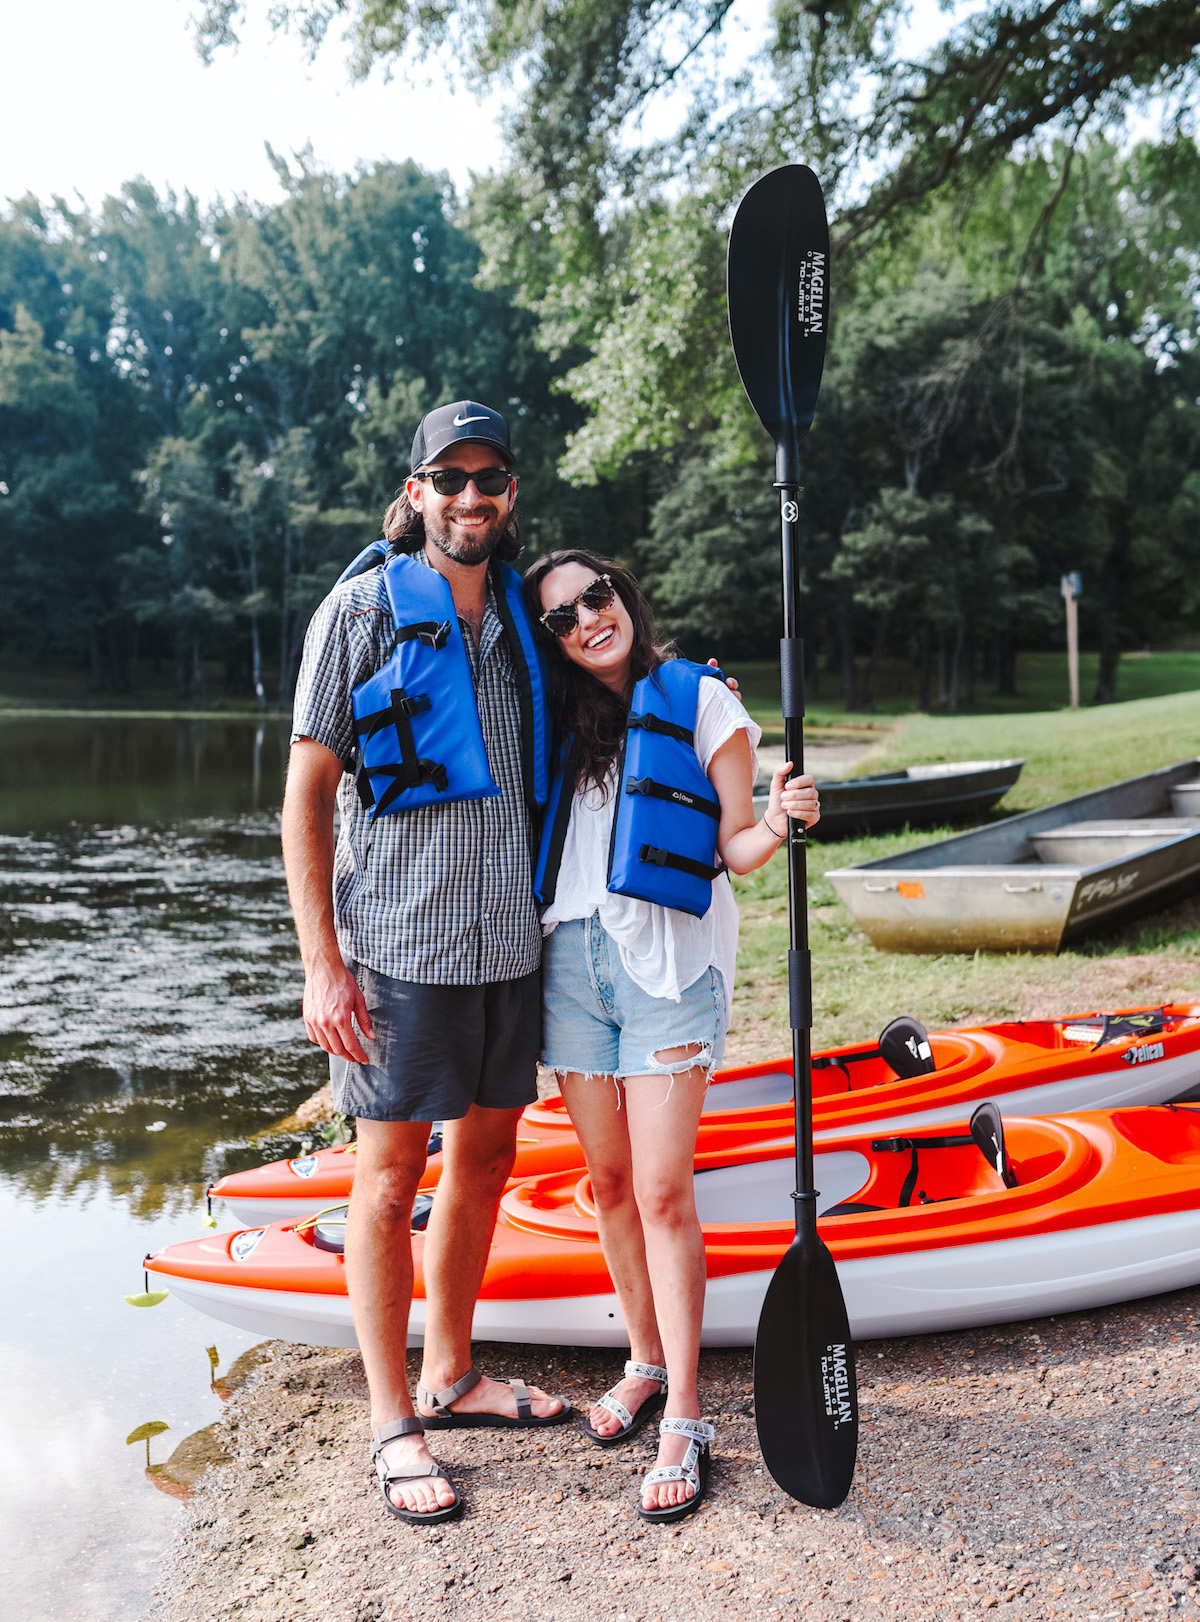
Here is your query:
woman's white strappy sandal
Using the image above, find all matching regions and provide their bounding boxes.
[580,1360,669,1448]
[637,1417,714,1524]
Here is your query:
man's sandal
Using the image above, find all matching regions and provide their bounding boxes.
[416,1365,571,1431]
[637,1417,714,1526]
[370,1417,462,1525]
[580,1361,669,1448]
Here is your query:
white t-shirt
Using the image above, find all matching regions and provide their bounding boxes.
[541,677,761,1021]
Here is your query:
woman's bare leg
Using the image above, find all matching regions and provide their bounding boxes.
[624,1053,711,1511]
[559,1071,665,1436]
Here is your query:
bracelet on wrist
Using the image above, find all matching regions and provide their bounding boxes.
[762,811,786,841]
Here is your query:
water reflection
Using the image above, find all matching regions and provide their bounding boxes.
[0,717,326,1621]
[0,714,289,832]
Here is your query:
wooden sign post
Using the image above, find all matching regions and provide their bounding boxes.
[1061,572,1082,709]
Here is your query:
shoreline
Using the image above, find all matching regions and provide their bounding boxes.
[147,1291,1200,1621]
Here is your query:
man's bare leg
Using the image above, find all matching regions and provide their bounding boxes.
[417,1103,563,1420]
[345,1118,459,1514]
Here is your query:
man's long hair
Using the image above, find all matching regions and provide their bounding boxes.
[523,548,678,796]
[382,488,522,561]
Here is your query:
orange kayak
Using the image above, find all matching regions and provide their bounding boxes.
[152,1102,1200,1346]
[209,1003,1200,1226]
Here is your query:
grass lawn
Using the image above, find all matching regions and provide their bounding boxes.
[725,687,1200,1066]
[726,649,1200,739]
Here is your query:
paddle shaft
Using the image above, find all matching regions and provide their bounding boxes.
[777,457,817,1243]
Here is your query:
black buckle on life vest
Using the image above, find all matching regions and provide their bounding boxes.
[638,844,722,881]
[394,619,452,651]
[626,776,721,820]
[352,684,448,814]
[390,692,431,719]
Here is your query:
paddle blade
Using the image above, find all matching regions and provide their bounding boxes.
[754,1227,858,1507]
[727,165,830,470]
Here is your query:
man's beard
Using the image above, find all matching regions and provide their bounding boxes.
[423,504,509,566]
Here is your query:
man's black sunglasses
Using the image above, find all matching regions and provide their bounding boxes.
[539,575,617,638]
[413,466,514,497]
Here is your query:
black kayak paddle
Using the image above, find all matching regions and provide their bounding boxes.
[727,164,859,1510]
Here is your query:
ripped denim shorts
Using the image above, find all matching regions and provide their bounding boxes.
[541,912,727,1080]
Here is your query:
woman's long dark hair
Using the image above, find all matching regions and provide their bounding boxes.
[524,549,678,795]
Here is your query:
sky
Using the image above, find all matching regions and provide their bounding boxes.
[1,0,969,216]
[0,0,510,210]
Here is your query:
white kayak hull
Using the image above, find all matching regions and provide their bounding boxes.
[160,1205,1200,1349]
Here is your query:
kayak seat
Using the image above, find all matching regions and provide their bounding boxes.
[812,1014,937,1093]
[871,1100,1018,1207]
[822,1201,885,1217]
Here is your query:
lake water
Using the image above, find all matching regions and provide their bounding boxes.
[0,716,327,1621]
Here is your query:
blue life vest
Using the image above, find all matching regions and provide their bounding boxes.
[347,549,550,818]
[534,659,725,919]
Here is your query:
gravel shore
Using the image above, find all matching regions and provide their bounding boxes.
[148,1286,1200,1621]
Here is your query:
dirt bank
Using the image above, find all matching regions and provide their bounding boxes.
[147,1287,1200,1622]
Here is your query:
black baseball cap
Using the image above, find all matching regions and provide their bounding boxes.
[410,400,514,471]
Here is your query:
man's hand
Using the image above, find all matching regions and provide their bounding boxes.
[282,737,376,1065]
[303,953,375,1063]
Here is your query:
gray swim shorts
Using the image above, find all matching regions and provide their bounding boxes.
[328,962,541,1123]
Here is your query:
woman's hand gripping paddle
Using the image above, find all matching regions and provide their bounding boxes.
[727,165,858,1509]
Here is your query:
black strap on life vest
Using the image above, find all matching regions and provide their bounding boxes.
[625,775,721,819]
[490,565,542,818]
[537,737,581,907]
[637,843,723,880]
[628,712,695,746]
[349,619,454,811]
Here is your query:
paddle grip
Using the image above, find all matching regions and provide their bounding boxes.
[789,949,812,1028]
[780,637,805,721]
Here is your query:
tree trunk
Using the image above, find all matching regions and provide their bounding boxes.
[1094,641,1121,704]
[859,610,889,712]
[250,615,265,709]
[839,606,858,711]
[918,626,932,711]
[277,514,293,707]
[996,632,1017,697]
[946,619,965,714]
[87,624,102,688]
[191,638,206,705]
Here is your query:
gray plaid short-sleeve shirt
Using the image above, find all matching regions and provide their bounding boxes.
[290,550,541,986]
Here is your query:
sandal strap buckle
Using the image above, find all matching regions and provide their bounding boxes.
[417,1365,482,1415]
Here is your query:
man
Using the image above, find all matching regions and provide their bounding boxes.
[283,401,566,1525]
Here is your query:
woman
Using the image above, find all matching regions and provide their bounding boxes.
[525,549,819,1524]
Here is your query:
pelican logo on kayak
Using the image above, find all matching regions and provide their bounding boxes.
[797,250,827,338]
[230,1229,265,1262]
[1122,1041,1165,1066]
[821,1341,854,1429]
[289,1156,319,1178]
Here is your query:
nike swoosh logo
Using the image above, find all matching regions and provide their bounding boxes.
[453,412,489,426]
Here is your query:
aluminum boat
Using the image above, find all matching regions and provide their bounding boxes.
[827,759,1200,951]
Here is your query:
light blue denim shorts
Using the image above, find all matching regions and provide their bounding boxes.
[541,913,727,1079]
